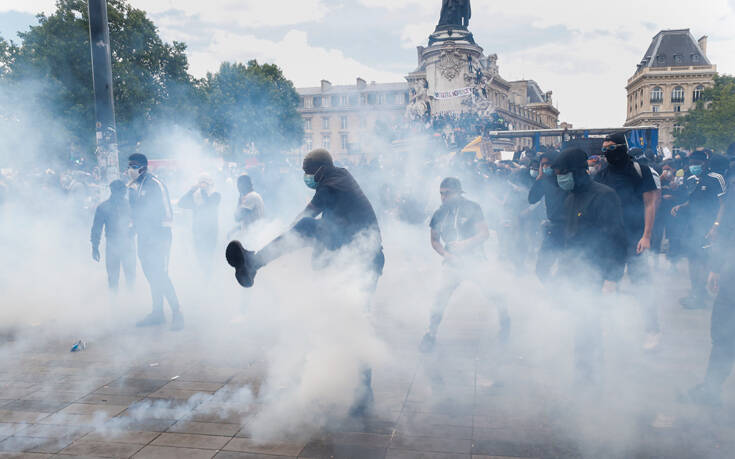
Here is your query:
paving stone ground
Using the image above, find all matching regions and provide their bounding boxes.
[0,267,734,459]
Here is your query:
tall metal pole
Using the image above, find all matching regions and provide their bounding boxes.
[87,0,119,181]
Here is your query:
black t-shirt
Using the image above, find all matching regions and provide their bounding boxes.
[430,197,485,246]
[596,161,657,238]
[688,172,727,229]
[310,166,380,241]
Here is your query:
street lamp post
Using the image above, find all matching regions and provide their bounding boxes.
[87,0,119,181]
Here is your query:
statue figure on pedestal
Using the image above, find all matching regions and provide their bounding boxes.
[438,0,471,29]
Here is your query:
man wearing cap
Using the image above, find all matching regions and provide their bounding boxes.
[528,151,568,281]
[91,180,136,292]
[553,148,627,383]
[127,153,184,330]
[419,177,510,353]
[670,150,727,308]
[226,148,383,416]
[597,133,661,349]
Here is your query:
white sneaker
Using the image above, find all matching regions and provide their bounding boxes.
[643,332,661,351]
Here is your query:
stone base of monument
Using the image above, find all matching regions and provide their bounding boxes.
[407,27,486,115]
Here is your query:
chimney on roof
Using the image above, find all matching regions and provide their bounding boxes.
[320,80,332,92]
[356,77,366,89]
[698,35,708,57]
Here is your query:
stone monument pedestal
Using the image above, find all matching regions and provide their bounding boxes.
[406,26,498,118]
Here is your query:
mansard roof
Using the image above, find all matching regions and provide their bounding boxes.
[636,29,710,73]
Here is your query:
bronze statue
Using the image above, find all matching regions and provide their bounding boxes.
[438,0,471,29]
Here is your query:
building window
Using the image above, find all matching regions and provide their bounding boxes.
[652,105,660,113]
[395,93,404,104]
[674,124,683,134]
[377,94,384,105]
[304,118,311,130]
[651,87,663,103]
[322,117,330,130]
[313,96,321,108]
[303,97,311,108]
[360,94,367,105]
[322,134,330,150]
[674,105,682,112]
[322,96,329,107]
[693,85,704,101]
[341,95,349,106]
[692,54,700,63]
[341,134,348,150]
[331,95,339,107]
[672,86,685,103]
[656,55,665,64]
[673,54,682,64]
[367,93,376,105]
[305,136,312,151]
[340,116,348,130]
[349,95,358,106]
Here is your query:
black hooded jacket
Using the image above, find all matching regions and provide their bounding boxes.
[562,175,628,282]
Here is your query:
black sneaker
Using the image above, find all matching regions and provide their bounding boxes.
[226,241,257,288]
[136,312,165,327]
[170,310,185,331]
[419,332,436,353]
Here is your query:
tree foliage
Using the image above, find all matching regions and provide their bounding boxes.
[201,61,303,158]
[675,75,735,152]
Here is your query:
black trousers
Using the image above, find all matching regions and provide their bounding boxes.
[138,228,180,315]
[535,222,564,281]
[705,263,735,391]
[106,239,136,291]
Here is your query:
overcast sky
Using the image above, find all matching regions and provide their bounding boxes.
[2,0,734,127]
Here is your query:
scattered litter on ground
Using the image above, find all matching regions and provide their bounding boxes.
[70,340,87,352]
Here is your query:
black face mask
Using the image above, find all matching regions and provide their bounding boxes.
[605,147,629,167]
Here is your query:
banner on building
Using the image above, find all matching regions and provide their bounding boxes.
[433,87,473,99]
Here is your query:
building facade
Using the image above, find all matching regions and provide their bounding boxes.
[625,29,717,153]
[296,78,408,158]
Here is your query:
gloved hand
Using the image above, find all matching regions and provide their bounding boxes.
[92,246,101,262]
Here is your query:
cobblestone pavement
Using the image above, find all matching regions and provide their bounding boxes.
[0,271,734,459]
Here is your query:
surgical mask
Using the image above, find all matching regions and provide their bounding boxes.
[689,165,703,176]
[303,173,318,189]
[557,172,575,191]
[530,169,538,178]
[542,167,553,177]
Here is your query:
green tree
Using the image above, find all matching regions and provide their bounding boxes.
[675,75,735,152]
[201,60,303,159]
[0,0,198,161]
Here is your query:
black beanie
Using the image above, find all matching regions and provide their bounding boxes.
[552,148,588,171]
[109,179,126,193]
[128,153,148,168]
[303,149,334,174]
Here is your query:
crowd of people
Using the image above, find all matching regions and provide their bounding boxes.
[2,127,735,414]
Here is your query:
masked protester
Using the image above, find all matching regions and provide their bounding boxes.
[687,173,734,405]
[597,133,662,350]
[178,173,221,273]
[90,180,136,292]
[226,148,383,417]
[528,150,568,281]
[419,177,510,353]
[127,153,184,330]
[670,150,727,309]
[553,148,627,384]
